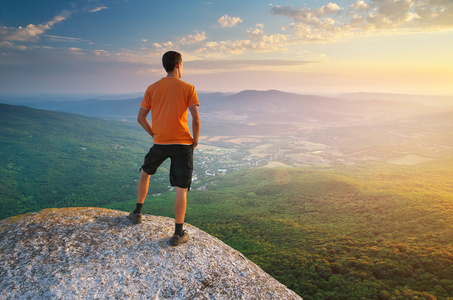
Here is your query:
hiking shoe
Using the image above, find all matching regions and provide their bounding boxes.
[128,211,142,224]
[169,230,189,246]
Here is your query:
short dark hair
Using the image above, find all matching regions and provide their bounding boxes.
[162,51,182,73]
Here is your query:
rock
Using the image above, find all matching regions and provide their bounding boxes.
[0,207,302,299]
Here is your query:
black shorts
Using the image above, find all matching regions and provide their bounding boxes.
[141,144,194,190]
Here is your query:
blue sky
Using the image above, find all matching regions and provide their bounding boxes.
[1,0,453,95]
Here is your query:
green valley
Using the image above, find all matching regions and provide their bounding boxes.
[107,162,453,299]
[1,101,453,299]
[1,104,152,218]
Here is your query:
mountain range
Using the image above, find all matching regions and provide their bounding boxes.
[1,90,448,123]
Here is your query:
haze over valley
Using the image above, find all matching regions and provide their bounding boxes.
[4,90,452,168]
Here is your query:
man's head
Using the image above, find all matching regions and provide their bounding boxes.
[162,51,182,73]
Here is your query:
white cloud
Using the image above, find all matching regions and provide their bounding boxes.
[177,31,207,45]
[93,49,108,56]
[90,7,108,13]
[194,25,289,58]
[185,59,316,73]
[271,0,453,43]
[0,41,27,50]
[0,24,45,42]
[43,35,90,44]
[152,41,175,49]
[271,3,340,23]
[350,0,370,12]
[198,40,251,56]
[217,15,243,28]
[247,24,288,46]
[316,3,341,16]
[0,12,70,43]
[148,32,207,56]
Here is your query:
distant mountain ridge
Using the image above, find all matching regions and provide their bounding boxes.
[201,89,437,123]
[9,98,143,121]
[337,92,453,108]
[5,89,439,123]
[0,92,144,103]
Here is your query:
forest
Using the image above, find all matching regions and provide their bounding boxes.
[107,163,453,299]
[1,103,453,299]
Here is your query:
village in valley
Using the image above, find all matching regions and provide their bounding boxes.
[189,134,350,191]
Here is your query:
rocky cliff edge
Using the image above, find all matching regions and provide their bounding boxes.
[0,207,302,299]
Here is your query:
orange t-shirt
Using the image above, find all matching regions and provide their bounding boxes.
[140,77,199,145]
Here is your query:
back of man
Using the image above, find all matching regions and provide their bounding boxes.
[129,51,201,247]
[141,77,198,145]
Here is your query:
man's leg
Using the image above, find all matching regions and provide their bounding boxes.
[137,170,151,205]
[174,187,187,224]
[170,186,189,245]
[169,145,192,245]
[172,186,187,241]
[129,170,150,224]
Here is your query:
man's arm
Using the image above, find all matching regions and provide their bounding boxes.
[137,107,154,137]
[189,105,200,149]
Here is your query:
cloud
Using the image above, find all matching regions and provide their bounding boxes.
[271,0,453,43]
[90,7,108,13]
[196,38,284,57]
[177,31,207,45]
[271,3,340,23]
[185,59,316,74]
[0,12,70,43]
[43,35,91,44]
[217,15,243,28]
[357,0,453,32]
[0,41,27,50]
[193,24,289,58]
[246,24,289,49]
[118,0,453,62]
[151,32,207,49]
[350,0,370,12]
[152,41,175,49]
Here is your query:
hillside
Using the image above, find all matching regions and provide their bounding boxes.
[0,207,301,299]
[1,102,453,299]
[0,104,156,219]
[20,97,142,121]
[106,162,453,299]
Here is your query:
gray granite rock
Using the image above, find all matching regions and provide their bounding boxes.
[0,207,302,299]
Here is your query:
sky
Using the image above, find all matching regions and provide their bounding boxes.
[1,0,453,96]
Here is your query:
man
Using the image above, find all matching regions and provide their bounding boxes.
[128,51,201,246]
